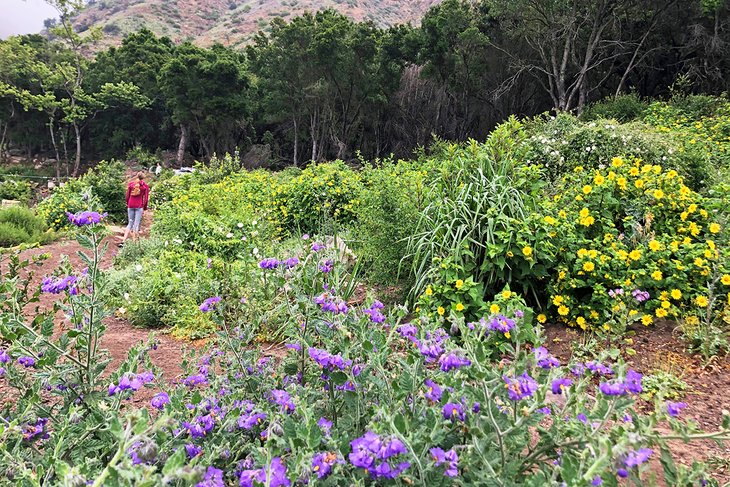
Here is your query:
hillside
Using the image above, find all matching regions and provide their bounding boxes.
[72,0,440,48]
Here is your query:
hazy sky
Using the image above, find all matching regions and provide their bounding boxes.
[1,0,59,38]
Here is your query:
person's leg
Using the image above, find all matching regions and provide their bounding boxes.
[131,208,143,240]
[121,208,133,243]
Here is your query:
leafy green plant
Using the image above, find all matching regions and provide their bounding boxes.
[0,206,52,248]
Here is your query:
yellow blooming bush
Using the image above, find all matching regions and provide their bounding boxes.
[543,157,729,330]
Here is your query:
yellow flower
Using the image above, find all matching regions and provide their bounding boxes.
[688,203,697,213]
[629,167,640,177]
[653,189,664,199]
[437,306,445,316]
[425,286,433,296]
[574,166,584,172]
[611,157,624,167]
[641,315,653,326]
[651,270,662,281]
[502,290,512,299]
[648,240,661,251]
[634,179,645,188]
[490,303,501,314]
[670,289,682,300]
[710,222,721,233]
[552,295,564,306]
[694,257,705,267]
[557,305,569,316]
[721,275,730,286]
[504,331,511,339]
[507,251,514,257]
[537,314,547,324]
[661,300,671,309]
[695,296,708,307]
[590,310,599,319]
[594,174,605,185]
[577,248,588,258]
[577,317,587,330]
[522,246,533,257]
[579,208,590,218]
[656,308,668,318]
[629,309,638,316]
[455,303,465,312]
[455,279,464,289]
[617,177,627,190]
[544,216,557,225]
[583,262,595,272]
[628,250,642,261]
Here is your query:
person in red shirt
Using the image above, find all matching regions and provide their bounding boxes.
[120,172,149,245]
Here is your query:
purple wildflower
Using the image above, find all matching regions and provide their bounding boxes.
[285,343,302,352]
[311,242,325,252]
[312,452,343,479]
[442,402,466,421]
[268,389,295,413]
[319,259,334,273]
[22,418,49,441]
[396,323,418,341]
[17,356,35,368]
[67,211,106,226]
[363,301,386,323]
[551,378,573,395]
[667,402,688,417]
[41,275,78,294]
[424,379,443,402]
[0,349,8,363]
[283,257,299,268]
[258,258,280,270]
[197,466,224,487]
[534,346,560,369]
[438,352,471,372]
[599,381,626,396]
[308,348,352,371]
[624,369,643,394]
[151,392,170,409]
[199,296,222,312]
[185,444,202,458]
[430,447,459,477]
[348,432,410,479]
[623,448,653,468]
[632,289,650,303]
[488,315,516,333]
[504,372,538,401]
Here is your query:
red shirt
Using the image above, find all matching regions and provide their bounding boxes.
[126,180,149,209]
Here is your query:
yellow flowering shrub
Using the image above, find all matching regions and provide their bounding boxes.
[543,157,729,330]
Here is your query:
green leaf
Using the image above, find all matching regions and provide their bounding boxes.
[393,413,407,434]
[659,446,677,485]
[162,448,186,476]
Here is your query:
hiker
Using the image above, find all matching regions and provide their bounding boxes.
[120,172,149,245]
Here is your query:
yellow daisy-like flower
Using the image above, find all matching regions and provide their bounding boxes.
[590,310,599,319]
[688,203,698,213]
[522,246,533,257]
[695,296,708,307]
[583,262,595,272]
[537,314,547,324]
[490,303,501,314]
[710,223,721,233]
[721,275,730,286]
[594,174,605,185]
[629,167,640,177]
[653,189,664,199]
[641,315,653,326]
[502,290,512,299]
[557,305,569,316]
[611,157,624,167]
[425,286,433,296]
[670,289,682,300]
[455,303,465,312]
[579,208,590,218]
[651,270,662,281]
[437,306,445,316]
[576,317,587,330]
[617,177,627,190]
[455,279,464,289]
[577,248,588,258]
[628,250,642,261]
[661,300,671,309]
[552,295,564,306]
[629,309,638,316]
[648,240,661,251]
[635,179,645,188]
[656,308,668,318]
[544,216,557,225]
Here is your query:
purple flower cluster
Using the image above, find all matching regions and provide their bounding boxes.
[414,329,449,362]
[551,378,573,395]
[200,296,222,313]
[617,448,653,477]
[185,443,203,458]
[608,288,624,298]
[268,389,295,413]
[311,452,345,479]
[41,275,78,295]
[599,369,643,396]
[309,348,352,371]
[438,352,471,372]
[258,258,280,270]
[183,373,209,388]
[396,323,418,340]
[67,211,106,226]
[632,289,650,303]
[504,372,538,401]
[17,356,36,368]
[0,349,8,376]
[182,413,217,439]
[430,447,459,477]
[108,371,154,396]
[534,346,561,369]
[197,466,224,487]
[667,401,688,417]
[584,361,614,376]
[151,392,170,409]
[424,379,443,402]
[128,441,158,465]
[22,417,49,442]
[363,301,386,324]
[319,259,334,273]
[240,457,290,487]
[482,315,516,333]
[348,432,410,479]
[311,242,325,252]
[314,293,348,315]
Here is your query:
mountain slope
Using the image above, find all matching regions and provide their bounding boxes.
[72,0,440,48]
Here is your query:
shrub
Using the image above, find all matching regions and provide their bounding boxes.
[35,178,90,230]
[582,93,649,122]
[542,157,729,331]
[0,206,51,248]
[0,178,33,204]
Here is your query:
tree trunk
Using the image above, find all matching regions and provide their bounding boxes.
[310,110,318,163]
[72,122,82,177]
[176,124,188,168]
[48,118,62,181]
[292,116,299,167]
